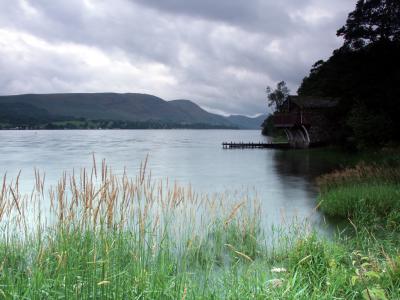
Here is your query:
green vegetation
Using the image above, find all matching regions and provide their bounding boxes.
[319,183,400,218]
[45,119,238,130]
[317,151,400,218]
[313,150,400,299]
[0,117,238,130]
[262,1,400,147]
[261,114,285,138]
[262,81,290,138]
[1,150,400,299]
[0,93,264,130]
[298,0,400,148]
[266,81,290,113]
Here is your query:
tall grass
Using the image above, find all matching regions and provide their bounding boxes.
[0,158,274,298]
[1,157,400,299]
[317,163,400,191]
[317,163,400,218]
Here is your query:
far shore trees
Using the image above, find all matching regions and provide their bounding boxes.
[266,81,290,113]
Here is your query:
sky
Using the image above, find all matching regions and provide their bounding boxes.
[0,0,354,116]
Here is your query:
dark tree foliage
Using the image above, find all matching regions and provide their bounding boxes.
[337,0,400,50]
[298,0,400,147]
[261,115,274,136]
[266,81,290,113]
[299,41,400,147]
[347,102,394,148]
[298,41,400,110]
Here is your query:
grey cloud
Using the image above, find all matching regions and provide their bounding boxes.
[0,0,354,115]
[131,0,299,36]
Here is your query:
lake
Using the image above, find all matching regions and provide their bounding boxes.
[0,130,345,232]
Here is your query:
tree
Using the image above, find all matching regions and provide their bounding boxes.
[337,0,400,50]
[347,102,394,148]
[298,0,400,147]
[266,81,290,113]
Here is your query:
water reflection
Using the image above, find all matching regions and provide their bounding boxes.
[273,149,347,180]
[0,130,350,235]
[271,148,352,234]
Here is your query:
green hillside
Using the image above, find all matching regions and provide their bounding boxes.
[0,93,264,129]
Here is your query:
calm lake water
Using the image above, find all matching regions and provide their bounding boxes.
[0,130,346,232]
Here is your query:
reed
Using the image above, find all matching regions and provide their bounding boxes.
[317,162,400,192]
[0,158,400,299]
[317,163,400,218]
[0,159,270,298]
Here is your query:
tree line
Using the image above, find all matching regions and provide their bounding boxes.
[264,0,400,148]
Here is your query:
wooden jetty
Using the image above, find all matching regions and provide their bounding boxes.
[222,142,290,149]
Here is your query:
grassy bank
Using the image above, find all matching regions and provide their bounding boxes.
[314,152,400,299]
[317,163,400,218]
[1,155,400,299]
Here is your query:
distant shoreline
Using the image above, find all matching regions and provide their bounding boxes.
[0,127,253,131]
[0,120,241,131]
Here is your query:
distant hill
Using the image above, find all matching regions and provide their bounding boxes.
[168,99,233,126]
[0,93,263,129]
[170,99,266,129]
[225,114,266,129]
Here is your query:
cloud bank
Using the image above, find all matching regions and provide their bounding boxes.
[0,0,354,115]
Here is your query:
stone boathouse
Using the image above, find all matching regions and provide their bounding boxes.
[273,96,338,148]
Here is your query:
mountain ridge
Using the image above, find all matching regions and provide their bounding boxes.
[0,93,265,129]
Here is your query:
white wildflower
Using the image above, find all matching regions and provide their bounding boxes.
[271,267,287,273]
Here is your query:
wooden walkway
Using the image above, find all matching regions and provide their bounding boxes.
[222,142,290,149]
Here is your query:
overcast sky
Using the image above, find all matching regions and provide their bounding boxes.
[0,0,354,116]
